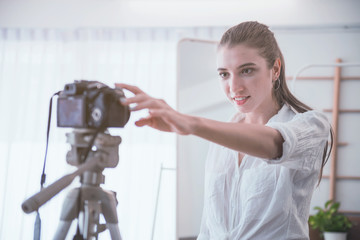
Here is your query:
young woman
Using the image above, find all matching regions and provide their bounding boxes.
[116,21,332,240]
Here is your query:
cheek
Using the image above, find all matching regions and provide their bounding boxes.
[255,72,273,94]
[220,80,229,94]
[253,80,270,96]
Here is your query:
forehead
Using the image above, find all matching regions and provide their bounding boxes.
[217,44,264,68]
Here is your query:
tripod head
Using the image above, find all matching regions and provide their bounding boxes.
[67,129,121,168]
[21,129,122,214]
[67,129,122,187]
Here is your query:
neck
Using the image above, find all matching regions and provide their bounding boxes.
[244,99,281,125]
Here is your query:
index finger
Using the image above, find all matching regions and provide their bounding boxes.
[115,83,144,95]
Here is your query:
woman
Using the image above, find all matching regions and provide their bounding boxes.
[116,21,332,240]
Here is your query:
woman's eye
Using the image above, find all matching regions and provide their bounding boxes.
[219,72,229,79]
[241,68,253,74]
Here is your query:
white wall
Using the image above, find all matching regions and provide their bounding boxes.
[0,0,360,28]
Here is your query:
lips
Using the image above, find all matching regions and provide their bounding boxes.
[232,96,250,105]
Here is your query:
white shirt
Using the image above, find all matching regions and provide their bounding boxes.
[197,104,330,240]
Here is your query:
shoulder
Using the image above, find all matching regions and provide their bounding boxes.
[267,105,331,140]
[271,104,329,128]
[265,106,331,169]
[292,110,330,133]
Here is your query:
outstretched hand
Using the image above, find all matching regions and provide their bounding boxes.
[115,83,193,135]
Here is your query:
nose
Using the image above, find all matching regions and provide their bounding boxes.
[229,75,244,94]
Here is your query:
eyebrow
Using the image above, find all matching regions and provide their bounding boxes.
[217,62,256,71]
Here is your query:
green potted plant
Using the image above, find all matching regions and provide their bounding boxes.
[309,200,352,240]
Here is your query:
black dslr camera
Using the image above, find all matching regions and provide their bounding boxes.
[57,80,130,129]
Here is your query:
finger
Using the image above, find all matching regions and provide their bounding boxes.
[134,117,152,127]
[130,98,169,111]
[129,101,151,111]
[149,109,167,117]
[115,83,144,95]
[118,94,149,108]
[123,93,149,105]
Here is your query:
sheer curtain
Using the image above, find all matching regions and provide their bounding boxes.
[0,26,224,240]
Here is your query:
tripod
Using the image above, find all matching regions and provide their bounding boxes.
[22,129,123,240]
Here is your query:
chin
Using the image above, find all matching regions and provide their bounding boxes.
[233,105,251,114]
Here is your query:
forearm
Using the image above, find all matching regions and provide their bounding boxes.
[189,116,283,159]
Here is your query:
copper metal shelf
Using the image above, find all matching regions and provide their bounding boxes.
[322,175,360,180]
[323,109,360,113]
[286,76,360,80]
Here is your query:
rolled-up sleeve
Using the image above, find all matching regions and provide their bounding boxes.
[265,111,330,170]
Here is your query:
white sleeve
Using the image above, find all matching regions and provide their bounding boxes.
[265,111,330,171]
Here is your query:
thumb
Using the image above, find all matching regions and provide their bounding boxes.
[135,117,152,127]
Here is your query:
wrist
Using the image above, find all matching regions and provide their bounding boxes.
[187,115,202,136]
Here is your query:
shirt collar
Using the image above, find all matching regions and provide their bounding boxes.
[267,104,296,124]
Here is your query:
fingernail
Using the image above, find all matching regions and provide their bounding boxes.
[129,103,137,111]
[120,97,126,104]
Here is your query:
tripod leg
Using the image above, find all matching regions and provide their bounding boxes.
[53,221,72,240]
[101,190,122,240]
[83,199,102,239]
[53,188,81,240]
[107,223,122,240]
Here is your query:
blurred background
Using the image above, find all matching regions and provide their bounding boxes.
[0,0,359,239]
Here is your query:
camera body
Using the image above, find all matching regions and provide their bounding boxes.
[57,80,130,129]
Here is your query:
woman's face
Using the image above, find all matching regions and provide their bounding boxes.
[217,44,278,114]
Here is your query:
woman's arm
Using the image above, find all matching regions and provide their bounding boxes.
[190,117,283,159]
[116,83,284,159]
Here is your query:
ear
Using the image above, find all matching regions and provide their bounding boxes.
[272,58,281,80]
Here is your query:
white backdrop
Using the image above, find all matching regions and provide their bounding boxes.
[0,27,184,240]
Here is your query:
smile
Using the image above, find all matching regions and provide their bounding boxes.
[234,97,248,101]
[232,96,250,105]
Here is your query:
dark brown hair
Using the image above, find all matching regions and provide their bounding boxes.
[219,21,332,184]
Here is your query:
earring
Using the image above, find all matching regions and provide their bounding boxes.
[273,78,280,90]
